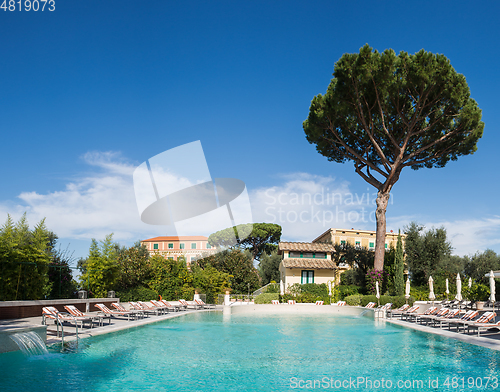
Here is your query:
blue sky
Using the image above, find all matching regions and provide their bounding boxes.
[1,1,499,263]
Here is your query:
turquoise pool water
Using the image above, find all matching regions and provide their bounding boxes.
[1,312,500,391]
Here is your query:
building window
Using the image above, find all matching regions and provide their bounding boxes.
[206,243,211,249]
[153,244,158,250]
[369,242,374,248]
[355,241,361,249]
[168,243,173,249]
[301,270,314,284]
[180,243,185,250]
[191,243,196,249]
[385,243,388,249]
[190,256,195,262]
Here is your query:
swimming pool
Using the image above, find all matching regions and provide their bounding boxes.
[1,312,499,391]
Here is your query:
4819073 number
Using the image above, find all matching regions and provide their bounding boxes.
[1,0,55,11]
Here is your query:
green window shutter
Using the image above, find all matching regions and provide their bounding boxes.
[180,243,185,249]
[206,243,211,249]
[191,243,196,249]
[153,244,158,250]
[168,243,173,249]
[301,270,314,284]
[369,242,374,248]
[385,243,388,249]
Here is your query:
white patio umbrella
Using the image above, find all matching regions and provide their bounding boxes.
[375,280,380,305]
[445,278,450,297]
[468,277,472,289]
[456,273,462,301]
[489,270,496,304]
[280,280,284,296]
[405,278,411,303]
[328,281,332,296]
[429,276,436,301]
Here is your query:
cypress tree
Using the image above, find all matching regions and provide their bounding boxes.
[394,231,405,296]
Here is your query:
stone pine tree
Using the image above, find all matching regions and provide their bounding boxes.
[393,231,404,296]
[303,44,484,271]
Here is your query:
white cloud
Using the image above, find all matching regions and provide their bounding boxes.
[2,158,499,258]
[0,151,254,246]
[0,152,165,243]
[422,217,500,256]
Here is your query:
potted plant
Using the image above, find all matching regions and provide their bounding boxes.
[465,283,490,310]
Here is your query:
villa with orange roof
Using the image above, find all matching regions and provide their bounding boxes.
[141,236,216,264]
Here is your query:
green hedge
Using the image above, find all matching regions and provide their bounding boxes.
[345,294,364,306]
[254,293,279,304]
[116,286,159,302]
[344,294,414,308]
[280,293,330,304]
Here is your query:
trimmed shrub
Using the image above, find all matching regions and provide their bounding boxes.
[300,283,328,297]
[345,294,363,306]
[255,293,279,304]
[280,292,330,304]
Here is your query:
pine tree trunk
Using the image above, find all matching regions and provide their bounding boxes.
[374,190,390,271]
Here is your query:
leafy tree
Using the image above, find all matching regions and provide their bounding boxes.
[198,249,260,294]
[79,234,119,297]
[0,214,52,300]
[333,243,374,278]
[404,223,455,286]
[393,232,405,295]
[115,242,151,291]
[463,249,500,284]
[191,263,231,304]
[148,255,193,300]
[48,237,78,299]
[208,223,281,262]
[304,44,484,271]
[258,251,281,285]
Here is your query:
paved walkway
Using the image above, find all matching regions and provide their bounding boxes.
[384,317,500,351]
[0,307,222,347]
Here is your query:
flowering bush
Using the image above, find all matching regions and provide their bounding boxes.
[365,268,388,295]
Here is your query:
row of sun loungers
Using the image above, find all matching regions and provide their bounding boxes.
[389,303,500,337]
[41,299,215,332]
[271,300,326,305]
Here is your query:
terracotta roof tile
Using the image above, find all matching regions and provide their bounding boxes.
[278,242,333,252]
[282,258,337,269]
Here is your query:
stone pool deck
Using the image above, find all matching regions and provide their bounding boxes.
[384,317,500,351]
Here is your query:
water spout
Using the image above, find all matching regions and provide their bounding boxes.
[357,309,370,318]
[10,331,48,356]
